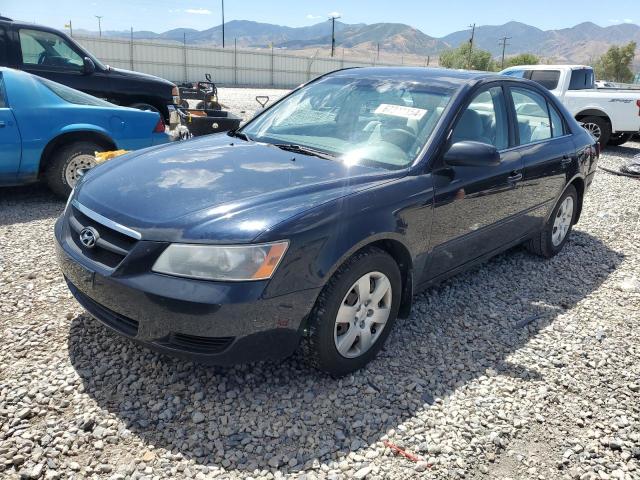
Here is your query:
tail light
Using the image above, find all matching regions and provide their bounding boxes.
[636,99,640,116]
[153,117,165,133]
[594,141,600,158]
[172,86,180,105]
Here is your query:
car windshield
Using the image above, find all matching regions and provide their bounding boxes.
[241,76,454,170]
[36,76,114,107]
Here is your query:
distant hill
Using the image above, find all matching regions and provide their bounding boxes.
[82,19,640,65]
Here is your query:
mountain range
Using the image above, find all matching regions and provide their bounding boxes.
[77,20,640,65]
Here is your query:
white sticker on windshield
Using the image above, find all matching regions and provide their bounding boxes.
[374,103,428,120]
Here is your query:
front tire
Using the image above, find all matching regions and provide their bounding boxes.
[303,247,401,377]
[525,184,577,258]
[45,141,100,198]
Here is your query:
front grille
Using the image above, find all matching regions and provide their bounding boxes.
[68,205,138,269]
[158,333,234,354]
[69,281,139,337]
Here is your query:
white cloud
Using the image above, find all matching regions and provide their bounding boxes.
[185,8,212,15]
[328,11,342,18]
[623,18,634,23]
[306,14,322,20]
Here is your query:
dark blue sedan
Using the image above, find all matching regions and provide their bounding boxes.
[55,67,598,376]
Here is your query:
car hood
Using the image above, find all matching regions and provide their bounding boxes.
[108,66,175,88]
[76,134,400,243]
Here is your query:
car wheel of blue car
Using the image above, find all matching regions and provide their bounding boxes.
[303,246,402,377]
[45,141,100,198]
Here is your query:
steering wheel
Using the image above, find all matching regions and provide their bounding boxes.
[382,128,418,151]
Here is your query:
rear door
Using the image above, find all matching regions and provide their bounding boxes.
[0,73,22,184]
[506,84,575,233]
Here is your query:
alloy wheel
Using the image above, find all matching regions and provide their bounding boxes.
[583,122,601,141]
[333,271,392,358]
[551,196,574,246]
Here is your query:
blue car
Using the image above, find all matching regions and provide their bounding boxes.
[0,67,170,196]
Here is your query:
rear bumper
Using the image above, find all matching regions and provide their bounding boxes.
[55,217,320,365]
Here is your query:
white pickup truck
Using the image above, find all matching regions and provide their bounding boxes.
[501,65,640,146]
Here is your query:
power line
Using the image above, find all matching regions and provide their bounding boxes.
[499,36,512,69]
[329,14,341,57]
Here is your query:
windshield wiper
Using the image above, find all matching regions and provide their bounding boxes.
[271,143,337,160]
[227,130,251,141]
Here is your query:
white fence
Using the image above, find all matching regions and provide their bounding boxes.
[75,35,420,88]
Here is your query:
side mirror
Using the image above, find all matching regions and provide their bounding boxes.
[82,57,96,75]
[444,140,500,167]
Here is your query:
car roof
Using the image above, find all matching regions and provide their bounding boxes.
[328,67,503,88]
[502,64,592,70]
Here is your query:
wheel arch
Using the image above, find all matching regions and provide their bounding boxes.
[568,176,585,224]
[575,108,611,127]
[321,234,415,320]
[38,129,116,177]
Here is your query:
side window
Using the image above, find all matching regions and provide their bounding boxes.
[548,104,565,137]
[569,68,595,90]
[511,87,552,145]
[0,26,7,65]
[19,29,83,70]
[529,70,561,90]
[452,86,509,150]
[502,69,526,78]
[0,75,6,108]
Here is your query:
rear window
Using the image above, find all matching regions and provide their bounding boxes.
[0,26,7,65]
[503,69,526,78]
[569,68,595,90]
[0,75,6,108]
[36,76,113,107]
[529,70,561,90]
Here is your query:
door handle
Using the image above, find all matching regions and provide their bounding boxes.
[0,121,5,128]
[561,155,572,165]
[508,171,523,182]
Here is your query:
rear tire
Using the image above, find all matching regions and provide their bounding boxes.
[581,116,611,148]
[302,247,401,377]
[45,141,101,198]
[525,184,577,258]
[608,132,631,147]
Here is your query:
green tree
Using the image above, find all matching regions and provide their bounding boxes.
[439,43,495,71]
[595,42,637,83]
[504,53,539,68]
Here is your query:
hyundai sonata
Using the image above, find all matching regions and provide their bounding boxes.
[55,67,598,376]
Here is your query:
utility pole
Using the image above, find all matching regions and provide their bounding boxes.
[377,42,380,61]
[499,36,511,70]
[95,16,103,37]
[467,23,475,69]
[65,20,73,37]
[329,14,341,57]
[221,0,225,48]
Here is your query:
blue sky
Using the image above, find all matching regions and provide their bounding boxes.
[1,0,638,37]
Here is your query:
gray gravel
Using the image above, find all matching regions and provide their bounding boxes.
[1,88,639,479]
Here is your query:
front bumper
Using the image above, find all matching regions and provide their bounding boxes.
[55,217,320,365]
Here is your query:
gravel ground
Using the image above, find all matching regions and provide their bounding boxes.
[1,88,639,480]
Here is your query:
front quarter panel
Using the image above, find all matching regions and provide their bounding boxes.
[256,174,436,299]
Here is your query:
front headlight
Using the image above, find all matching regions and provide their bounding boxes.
[152,241,289,281]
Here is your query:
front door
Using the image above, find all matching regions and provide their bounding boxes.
[0,74,22,184]
[423,85,525,281]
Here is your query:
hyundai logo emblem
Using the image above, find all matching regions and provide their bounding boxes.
[79,226,99,249]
